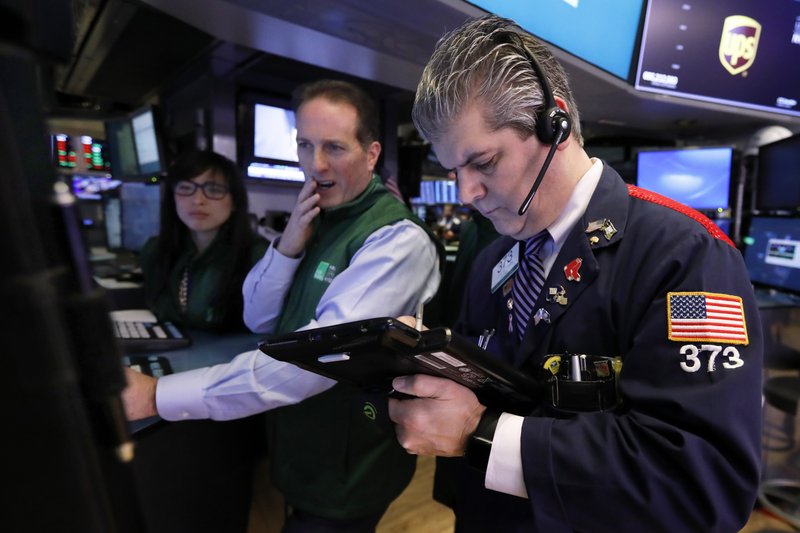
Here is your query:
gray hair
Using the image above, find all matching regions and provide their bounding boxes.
[413,15,583,146]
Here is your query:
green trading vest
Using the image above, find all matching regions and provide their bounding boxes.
[270,178,434,519]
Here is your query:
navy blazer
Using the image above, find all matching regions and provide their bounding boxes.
[448,163,763,532]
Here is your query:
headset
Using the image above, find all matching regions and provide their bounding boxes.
[494,30,573,216]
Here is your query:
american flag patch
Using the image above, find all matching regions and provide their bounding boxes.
[667,292,748,345]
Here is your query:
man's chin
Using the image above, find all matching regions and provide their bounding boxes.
[488,215,525,239]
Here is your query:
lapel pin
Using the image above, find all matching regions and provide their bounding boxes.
[564,258,583,282]
[547,286,568,306]
[586,218,617,241]
[601,219,617,241]
[533,308,551,325]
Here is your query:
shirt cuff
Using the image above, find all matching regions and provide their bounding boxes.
[485,412,528,499]
[156,367,212,421]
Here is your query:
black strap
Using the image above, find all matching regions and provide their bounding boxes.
[465,408,502,472]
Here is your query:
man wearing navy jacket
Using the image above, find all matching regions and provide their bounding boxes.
[389,15,763,532]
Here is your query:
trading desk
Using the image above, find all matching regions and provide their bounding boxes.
[129,330,265,533]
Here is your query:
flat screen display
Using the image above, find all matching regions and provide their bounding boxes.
[743,216,800,293]
[245,102,304,183]
[413,180,458,205]
[80,135,109,172]
[635,0,800,117]
[120,182,161,252]
[53,133,75,169]
[131,108,164,176]
[254,103,298,162]
[71,175,121,200]
[105,118,139,178]
[636,146,733,211]
[756,133,800,213]
[467,0,645,79]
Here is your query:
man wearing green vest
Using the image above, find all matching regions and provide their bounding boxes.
[122,80,441,532]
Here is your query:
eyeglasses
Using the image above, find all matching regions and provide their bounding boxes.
[173,180,230,200]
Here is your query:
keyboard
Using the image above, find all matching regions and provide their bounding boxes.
[111,309,191,352]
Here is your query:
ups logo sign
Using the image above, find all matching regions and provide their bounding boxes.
[719,15,761,75]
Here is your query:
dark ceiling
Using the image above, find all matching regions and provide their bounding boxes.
[51,0,800,143]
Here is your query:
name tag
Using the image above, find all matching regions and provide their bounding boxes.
[490,242,520,293]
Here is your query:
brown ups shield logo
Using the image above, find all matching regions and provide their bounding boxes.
[719,15,761,75]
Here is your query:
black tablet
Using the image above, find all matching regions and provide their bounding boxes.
[258,317,542,413]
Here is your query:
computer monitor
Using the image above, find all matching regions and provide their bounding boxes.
[52,133,75,169]
[635,0,800,118]
[743,216,800,294]
[413,180,458,205]
[756,133,800,213]
[79,135,110,172]
[105,117,139,178]
[240,94,305,183]
[103,195,122,250]
[119,182,161,252]
[130,107,166,177]
[71,175,121,201]
[468,0,645,80]
[105,105,167,179]
[636,146,733,211]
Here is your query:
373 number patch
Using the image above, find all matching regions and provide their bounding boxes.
[679,344,743,373]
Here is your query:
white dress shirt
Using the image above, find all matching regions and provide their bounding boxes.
[485,159,604,498]
[156,219,441,421]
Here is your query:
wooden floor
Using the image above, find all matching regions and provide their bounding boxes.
[247,393,800,532]
[247,453,796,533]
[247,455,454,533]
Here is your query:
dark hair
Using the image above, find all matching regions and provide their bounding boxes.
[151,150,257,331]
[291,79,380,148]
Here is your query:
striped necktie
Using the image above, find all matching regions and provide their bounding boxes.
[511,231,550,339]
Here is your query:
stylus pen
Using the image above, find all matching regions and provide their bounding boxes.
[415,302,424,331]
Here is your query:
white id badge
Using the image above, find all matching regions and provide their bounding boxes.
[490,242,520,293]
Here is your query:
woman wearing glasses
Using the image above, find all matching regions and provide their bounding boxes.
[140,150,269,331]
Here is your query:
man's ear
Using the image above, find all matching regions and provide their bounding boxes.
[366,141,381,172]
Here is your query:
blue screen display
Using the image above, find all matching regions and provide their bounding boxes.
[743,216,800,293]
[757,134,800,212]
[467,0,645,79]
[636,147,732,210]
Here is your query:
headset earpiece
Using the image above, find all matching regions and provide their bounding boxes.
[536,106,571,145]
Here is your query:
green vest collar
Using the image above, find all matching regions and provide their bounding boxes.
[320,175,385,224]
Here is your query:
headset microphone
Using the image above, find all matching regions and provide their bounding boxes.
[517,117,568,216]
[496,30,573,216]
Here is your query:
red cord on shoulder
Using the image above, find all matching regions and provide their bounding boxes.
[627,185,736,248]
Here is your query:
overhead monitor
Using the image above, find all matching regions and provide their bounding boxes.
[743,216,800,294]
[130,107,166,176]
[80,135,110,172]
[52,133,75,169]
[467,0,645,80]
[413,180,459,205]
[756,133,800,214]
[636,146,733,211]
[240,95,305,183]
[105,117,139,178]
[635,0,800,117]
[105,106,166,179]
